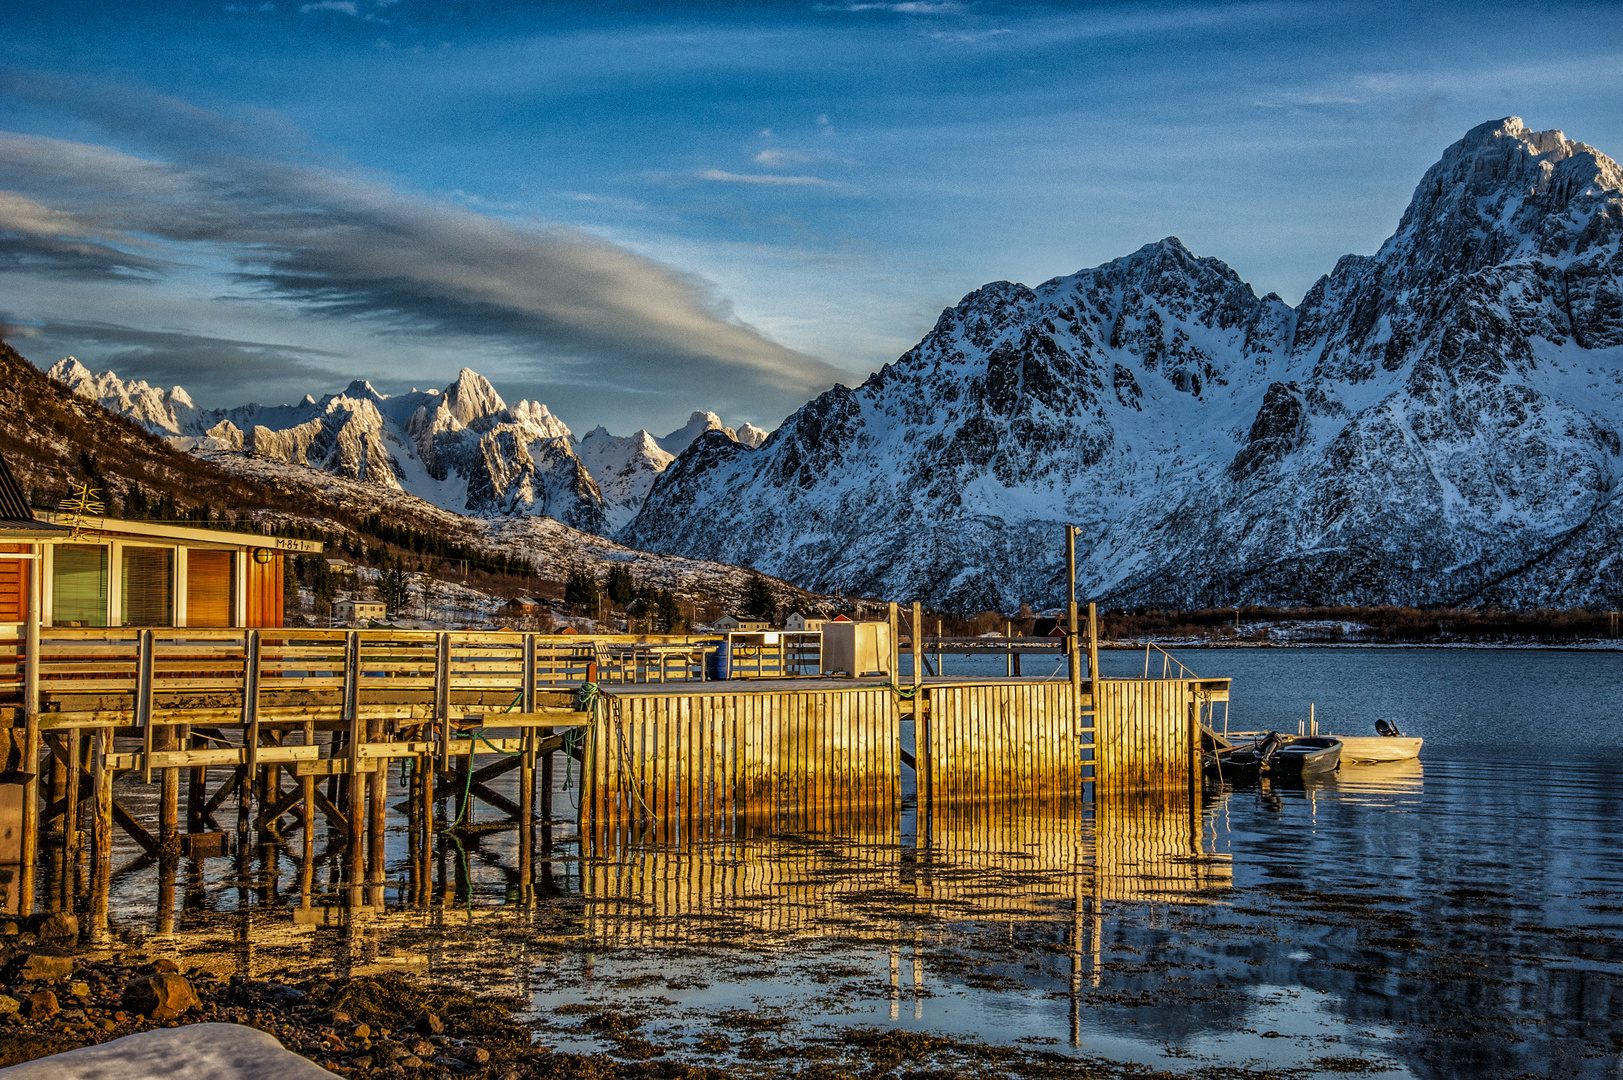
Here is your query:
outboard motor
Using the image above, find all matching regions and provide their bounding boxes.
[1257,731,1282,766]
[1375,718,1404,738]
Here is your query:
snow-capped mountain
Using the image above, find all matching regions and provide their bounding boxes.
[48,361,769,535]
[627,118,1623,612]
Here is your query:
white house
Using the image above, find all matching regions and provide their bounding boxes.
[784,613,826,632]
[713,613,772,632]
[334,599,387,625]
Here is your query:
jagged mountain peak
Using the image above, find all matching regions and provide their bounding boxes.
[658,410,737,456]
[443,367,507,427]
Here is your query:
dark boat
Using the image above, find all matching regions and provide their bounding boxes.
[1206,732,1342,779]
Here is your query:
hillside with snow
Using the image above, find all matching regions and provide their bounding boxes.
[626,118,1623,612]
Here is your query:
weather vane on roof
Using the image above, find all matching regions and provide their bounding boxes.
[58,481,105,539]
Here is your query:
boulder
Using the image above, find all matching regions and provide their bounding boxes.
[22,990,59,1019]
[121,974,201,1020]
[18,948,74,982]
[413,1011,443,1036]
[36,912,77,943]
[0,994,19,1014]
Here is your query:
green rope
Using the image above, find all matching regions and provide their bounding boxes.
[889,682,921,701]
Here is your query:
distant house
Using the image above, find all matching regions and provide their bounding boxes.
[334,599,387,624]
[504,596,542,616]
[714,613,772,632]
[784,613,826,632]
[325,557,351,572]
[1033,617,1068,639]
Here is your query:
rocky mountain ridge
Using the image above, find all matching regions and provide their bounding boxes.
[626,118,1623,612]
[46,361,768,536]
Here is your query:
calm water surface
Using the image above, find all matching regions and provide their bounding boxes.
[103,649,1623,1079]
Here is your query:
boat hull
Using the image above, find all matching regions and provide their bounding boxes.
[1333,736,1423,763]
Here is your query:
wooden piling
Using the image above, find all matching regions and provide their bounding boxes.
[239,630,260,838]
[343,631,363,905]
[19,556,40,917]
[91,728,112,941]
[911,602,923,690]
[63,727,81,912]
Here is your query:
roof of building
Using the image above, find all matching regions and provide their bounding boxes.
[0,451,71,538]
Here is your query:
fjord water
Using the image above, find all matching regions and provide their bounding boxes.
[113,648,1623,1079]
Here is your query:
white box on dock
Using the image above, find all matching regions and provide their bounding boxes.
[820,621,891,677]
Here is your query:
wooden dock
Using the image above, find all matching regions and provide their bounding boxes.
[0,604,1229,932]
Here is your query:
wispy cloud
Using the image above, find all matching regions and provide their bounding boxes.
[299,0,356,13]
[699,168,842,188]
[821,2,968,13]
[0,88,849,415]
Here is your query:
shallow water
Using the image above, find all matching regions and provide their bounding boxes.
[82,649,1623,1078]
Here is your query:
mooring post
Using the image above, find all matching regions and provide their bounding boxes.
[19,556,40,918]
[1006,619,1013,678]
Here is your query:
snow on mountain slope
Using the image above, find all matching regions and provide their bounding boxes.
[578,426,675,532]
[49,361,766,535]
[628,118,1623,612]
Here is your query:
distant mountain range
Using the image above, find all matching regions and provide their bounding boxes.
[48,360,768,534]
[625,118,1623,612]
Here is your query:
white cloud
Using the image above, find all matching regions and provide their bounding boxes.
[299,0,357,13]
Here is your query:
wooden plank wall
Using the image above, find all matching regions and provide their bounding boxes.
[1093,679,1197,796]
[582,687,900,835]
[922,682,1091,804]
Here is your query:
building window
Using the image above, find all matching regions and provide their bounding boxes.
[122,546,174,627]
[186,549,234,627]
[52,544,109,627]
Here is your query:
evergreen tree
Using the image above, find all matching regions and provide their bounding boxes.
[741,573,776,622]
[605,564,635,608]
[375,559,412,617]
[564,568,601,616]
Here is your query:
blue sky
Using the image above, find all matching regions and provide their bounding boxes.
[2,1,1620,435]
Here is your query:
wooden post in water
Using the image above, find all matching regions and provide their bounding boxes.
[911,602,923,689]
[91,728,112,941]
[1088,602,1099,685]
[300,718,315,909]
[342,631,364,906]
[19,556,40,918]
[1067,601,1080,704]
[62,727,81,913]
[239,630,260,839]
[888,603,900,680]
[520,634,537,905]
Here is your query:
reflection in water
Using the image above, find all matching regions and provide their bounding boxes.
[59,750,1623,1080]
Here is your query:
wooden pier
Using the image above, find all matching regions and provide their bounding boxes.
[0,604,1229,932]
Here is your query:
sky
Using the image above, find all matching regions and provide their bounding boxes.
[1,1,1621,437]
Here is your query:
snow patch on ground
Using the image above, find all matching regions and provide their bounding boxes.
[0,1023,339,1080]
